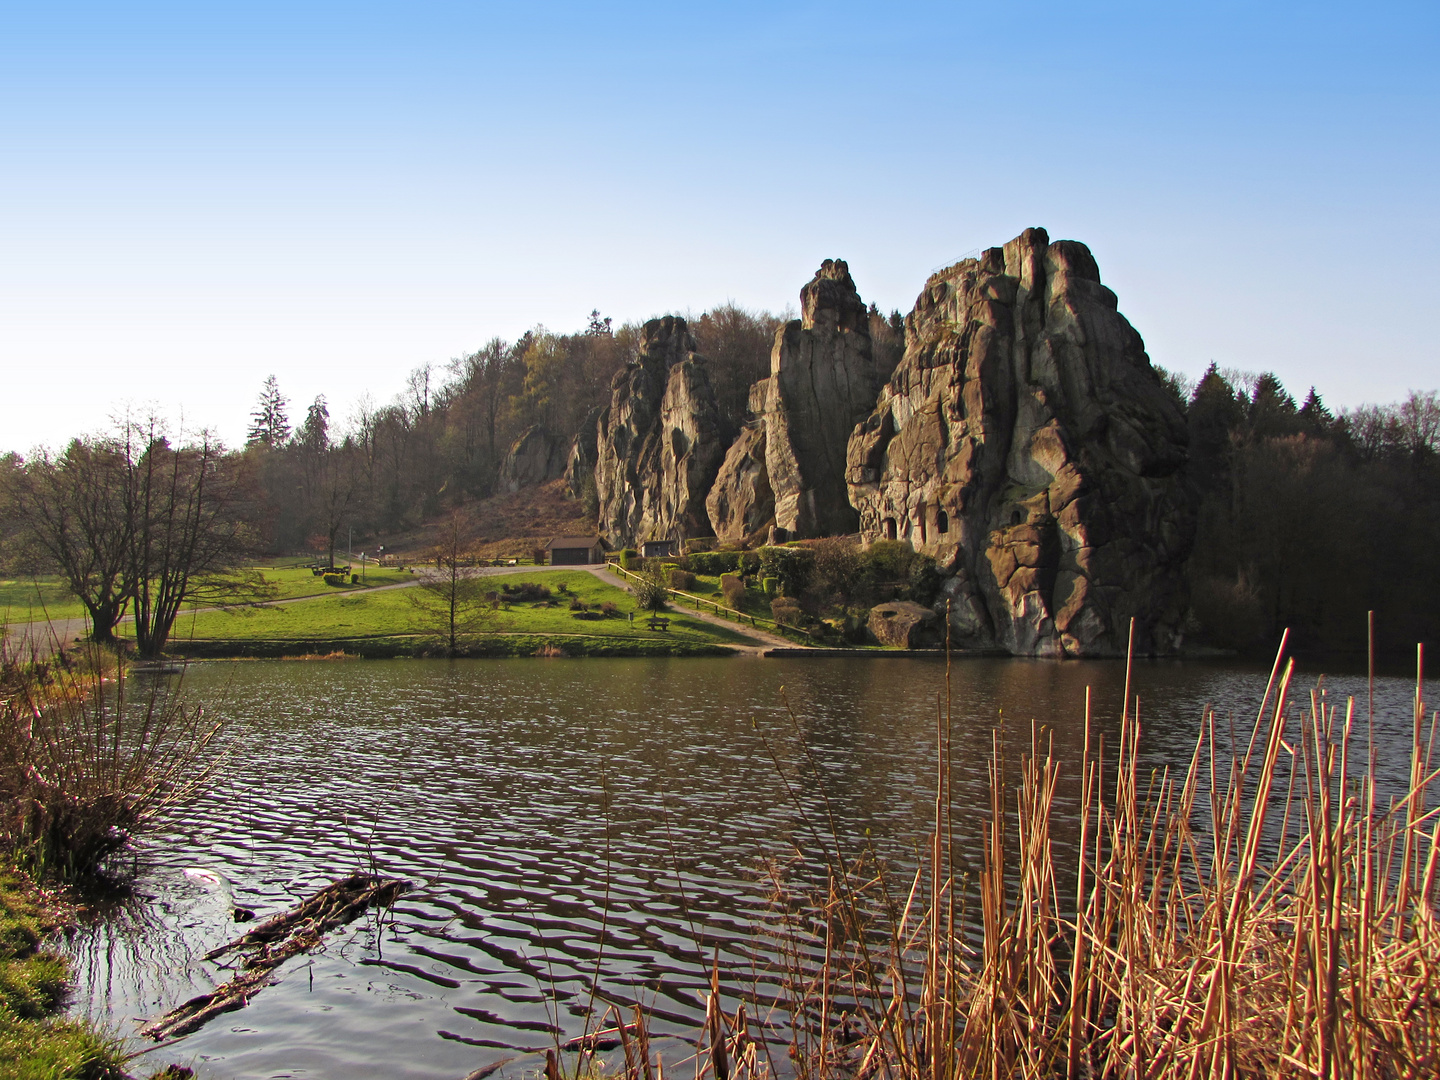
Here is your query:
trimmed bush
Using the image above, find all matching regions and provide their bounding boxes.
[759,546,814,596]
[762,576,779,596]
[770,596,804,627]
[667,568,696,591]
[323,573,345,586]
[619,548,639,570]
[865,539,919,581]
[689,550,740,575]
[720,573,746,609]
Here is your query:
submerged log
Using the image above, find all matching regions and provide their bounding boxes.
[139,872,409,1041]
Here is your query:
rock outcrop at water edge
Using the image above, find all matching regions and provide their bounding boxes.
[846,228,1192,657]
[594,316,727,548]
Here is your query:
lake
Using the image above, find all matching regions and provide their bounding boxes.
[65,654,1423,1080]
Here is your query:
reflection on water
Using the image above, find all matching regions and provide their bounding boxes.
[63,655,1422,1080]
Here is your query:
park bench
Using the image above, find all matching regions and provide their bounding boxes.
[645,616,671,632]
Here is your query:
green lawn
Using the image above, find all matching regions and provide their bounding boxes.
[0,578,87,624]
[177,569,756,647]
[0,567,420,630]
[217,564,416,602]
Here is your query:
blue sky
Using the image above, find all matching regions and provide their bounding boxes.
[2,1,1436,452]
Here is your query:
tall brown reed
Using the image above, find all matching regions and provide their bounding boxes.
[752,623,1438,1080]
[0,637,225,881]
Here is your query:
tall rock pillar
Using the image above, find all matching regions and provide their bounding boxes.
[708,259,890,541]
[594,316,727,549]
[847,228,1193,657]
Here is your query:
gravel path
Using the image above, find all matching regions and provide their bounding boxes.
[584,565,798,653]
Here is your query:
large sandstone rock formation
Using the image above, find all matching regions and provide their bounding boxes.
[498,425,567,493]
[708,260,893,542]
[594,317,727,548]
[563,406,603,500]
[847,228,1192,657]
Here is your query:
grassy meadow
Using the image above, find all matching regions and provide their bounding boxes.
[0,578,88,624]
[176,569,754,650]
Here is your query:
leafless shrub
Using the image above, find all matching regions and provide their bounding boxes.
[0,640,225,882]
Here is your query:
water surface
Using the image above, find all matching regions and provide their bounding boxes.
[67,655,1423,1080]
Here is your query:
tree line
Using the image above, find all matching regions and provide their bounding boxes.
[1,297,1433,659]
[1164,366,1440,656]
[1,416,254,657]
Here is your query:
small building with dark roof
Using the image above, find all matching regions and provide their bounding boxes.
[546,536,606,566]
[641,539,679,558]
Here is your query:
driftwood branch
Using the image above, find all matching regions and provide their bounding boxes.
[140,872,409,1041]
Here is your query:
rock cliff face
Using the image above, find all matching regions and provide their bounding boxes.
[705,383,773,545]
[499,425,568,493]
[708,260,893,542]
[563,407,603,500]
[594,317,727,548]
[846,228,1192,657]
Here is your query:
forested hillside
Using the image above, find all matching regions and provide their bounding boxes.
[1170,367,1438,655]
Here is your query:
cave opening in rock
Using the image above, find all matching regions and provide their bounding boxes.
[883,517,897,540]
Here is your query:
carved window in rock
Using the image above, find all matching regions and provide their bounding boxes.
[937,509,949,534]
[882,517,897,541]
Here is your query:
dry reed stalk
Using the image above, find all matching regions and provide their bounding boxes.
[750,624,1440,1080]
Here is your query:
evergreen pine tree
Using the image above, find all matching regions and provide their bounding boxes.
[246,375,290,447]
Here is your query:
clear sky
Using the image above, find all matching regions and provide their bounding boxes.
[3,1,1436,453]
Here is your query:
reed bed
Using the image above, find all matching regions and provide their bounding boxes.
[581,623,1438,1080]
[744,625,1439,1080]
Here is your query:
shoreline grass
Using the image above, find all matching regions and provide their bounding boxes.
[0,868,127,1079]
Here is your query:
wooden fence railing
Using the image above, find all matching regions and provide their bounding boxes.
[607,563,811,643]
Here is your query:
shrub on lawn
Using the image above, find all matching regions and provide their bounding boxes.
[688,551,740,575]
[502,582,552,603]
[770,596,804,627]
[667,568,696,591]
[720,573,746,609]
[599,601,619,617]
[762,576,778,596]
[619,549,639,570]
[631,569,669,611]
[569,597,587,611]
